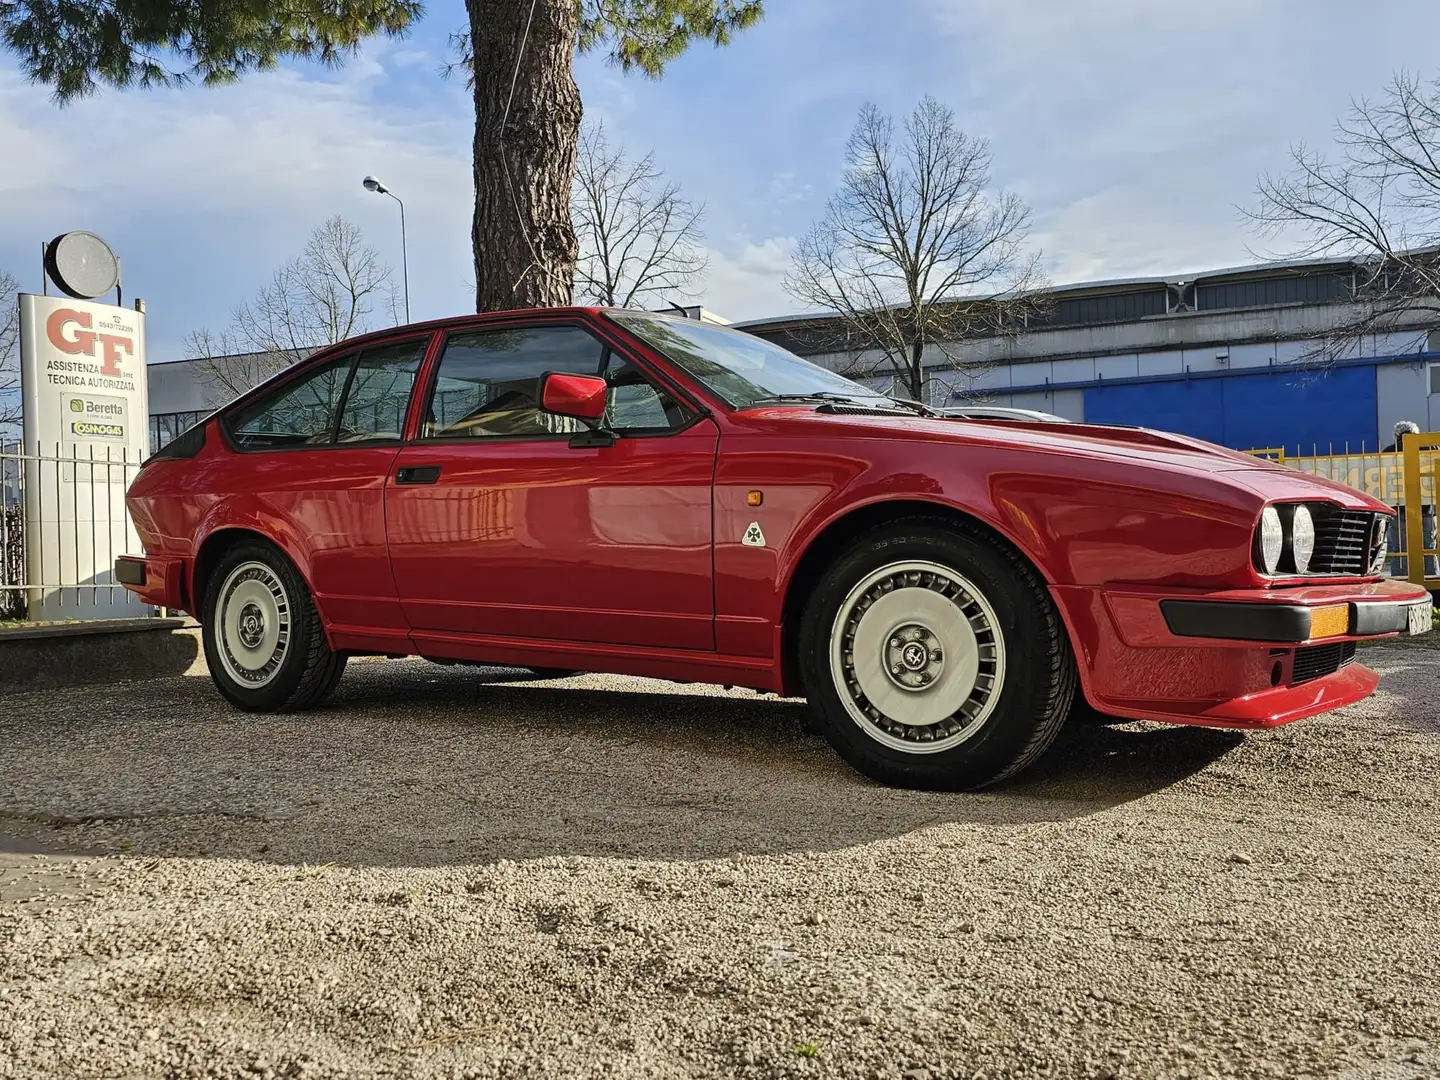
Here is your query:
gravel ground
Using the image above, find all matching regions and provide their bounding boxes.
[1,646,1437,1080]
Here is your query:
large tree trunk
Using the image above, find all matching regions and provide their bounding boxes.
[468,0,581,312]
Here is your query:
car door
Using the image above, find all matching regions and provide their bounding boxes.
[219,335,430,652]
[385,320,718,651]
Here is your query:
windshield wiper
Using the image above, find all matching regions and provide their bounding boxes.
[887,397,940,418]
[744,392,903,409]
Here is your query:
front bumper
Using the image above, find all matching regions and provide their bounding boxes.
[1160,592,1431,641]
[1051,579,1432,730]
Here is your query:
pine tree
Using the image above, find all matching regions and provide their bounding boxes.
[2,0,763,312]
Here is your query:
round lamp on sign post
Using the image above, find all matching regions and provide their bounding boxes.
[44,231,121,301]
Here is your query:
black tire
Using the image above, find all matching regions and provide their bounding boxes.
[201,539,347,712]
[527,667,583,680]
[797,520,1075,791]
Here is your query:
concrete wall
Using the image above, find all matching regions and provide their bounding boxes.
[1375,359,1440,437]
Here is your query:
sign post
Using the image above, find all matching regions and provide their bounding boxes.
[18,294,150,620]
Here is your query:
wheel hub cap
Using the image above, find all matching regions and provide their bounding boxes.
[215,561,291,688]
[237,604,266,649]
[887,624,942,689]
[829,561,1006,754]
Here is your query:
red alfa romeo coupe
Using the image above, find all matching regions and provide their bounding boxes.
[118,309,1433,789]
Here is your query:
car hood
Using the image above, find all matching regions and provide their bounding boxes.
[762,409,1390,512]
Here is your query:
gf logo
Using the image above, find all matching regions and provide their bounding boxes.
[46,308,133,378]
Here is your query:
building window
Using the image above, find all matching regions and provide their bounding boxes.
[1195,273,1352,312]
[1032,289,1168,328]
[1429,362,1440,396]
[150,411,207,453]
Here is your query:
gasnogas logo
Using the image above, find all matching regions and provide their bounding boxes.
[71,420,125,439]
[63,395,128,441]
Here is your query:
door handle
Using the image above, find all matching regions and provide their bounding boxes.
[396,466,441,485]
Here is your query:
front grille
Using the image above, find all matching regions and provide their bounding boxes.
[1309,509,1382,576]
[1292,641,1357,684]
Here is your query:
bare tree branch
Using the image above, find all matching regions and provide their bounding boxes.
[1248,71,1440,365]
[0,270,19,434]
[785,97,1046,404]
[186,216,399,405]
[572,121,709,308]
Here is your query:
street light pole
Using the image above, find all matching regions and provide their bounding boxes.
[362,175,410,324]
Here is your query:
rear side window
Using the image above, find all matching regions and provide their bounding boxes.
[224,338,427,450]
[225,354,355,450]
[336,339,427,442]
[423,326,603,439]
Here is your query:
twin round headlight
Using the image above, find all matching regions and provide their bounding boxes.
[1258,504,1315,575]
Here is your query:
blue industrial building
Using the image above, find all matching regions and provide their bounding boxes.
[739,257,1440,452]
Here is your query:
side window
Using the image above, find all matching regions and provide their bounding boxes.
[225,353,355,450]
[336,338,428,443]
[423,326,604,439]
[602,353,692,433]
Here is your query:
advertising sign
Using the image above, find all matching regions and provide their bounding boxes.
[1284,452,1436,506]
[19,294,150,620]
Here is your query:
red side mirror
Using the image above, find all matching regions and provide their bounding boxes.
[540,371,607,423]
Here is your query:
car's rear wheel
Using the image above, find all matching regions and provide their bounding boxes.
[798,521,1075,790]
[202,540,346,712]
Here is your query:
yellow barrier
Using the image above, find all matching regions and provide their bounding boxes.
[1402,433,1440,587]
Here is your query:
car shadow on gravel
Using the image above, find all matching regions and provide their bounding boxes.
[0,661,1244,868]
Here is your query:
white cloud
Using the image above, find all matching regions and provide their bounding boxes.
[0,50,476,358]
[695,236,796,322]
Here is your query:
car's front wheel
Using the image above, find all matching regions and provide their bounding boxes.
[798,521,1075,790]
[202,540,346,712]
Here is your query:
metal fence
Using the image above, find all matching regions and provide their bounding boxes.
[0,441,152,620]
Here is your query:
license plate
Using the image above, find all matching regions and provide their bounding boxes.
[1408,602,1434,636]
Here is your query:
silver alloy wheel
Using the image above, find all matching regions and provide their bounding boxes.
[215,560,291,689]
[828,560,1006,754]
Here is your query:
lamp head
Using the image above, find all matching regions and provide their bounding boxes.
[362,175,388,194]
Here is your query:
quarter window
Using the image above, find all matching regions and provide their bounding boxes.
[602,353,691,432]
[225,353,355,450]
[336,339,427,443]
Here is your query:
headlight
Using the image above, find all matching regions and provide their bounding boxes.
[1258,505,1284,574]
[1290,504,1315,574]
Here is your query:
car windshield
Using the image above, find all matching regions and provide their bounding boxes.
[607,312,901,409]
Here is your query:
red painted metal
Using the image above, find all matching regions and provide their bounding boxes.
[123,307,1432,731]
[540,371,608,422]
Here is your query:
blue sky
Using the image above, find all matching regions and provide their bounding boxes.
[4,0,1440,360]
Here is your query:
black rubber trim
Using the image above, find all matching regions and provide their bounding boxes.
[1350,602,1413,636]
[114,558,146,587]
[1161,600,1316,642]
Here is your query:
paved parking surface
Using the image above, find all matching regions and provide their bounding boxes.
[1,647,1437,1079]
